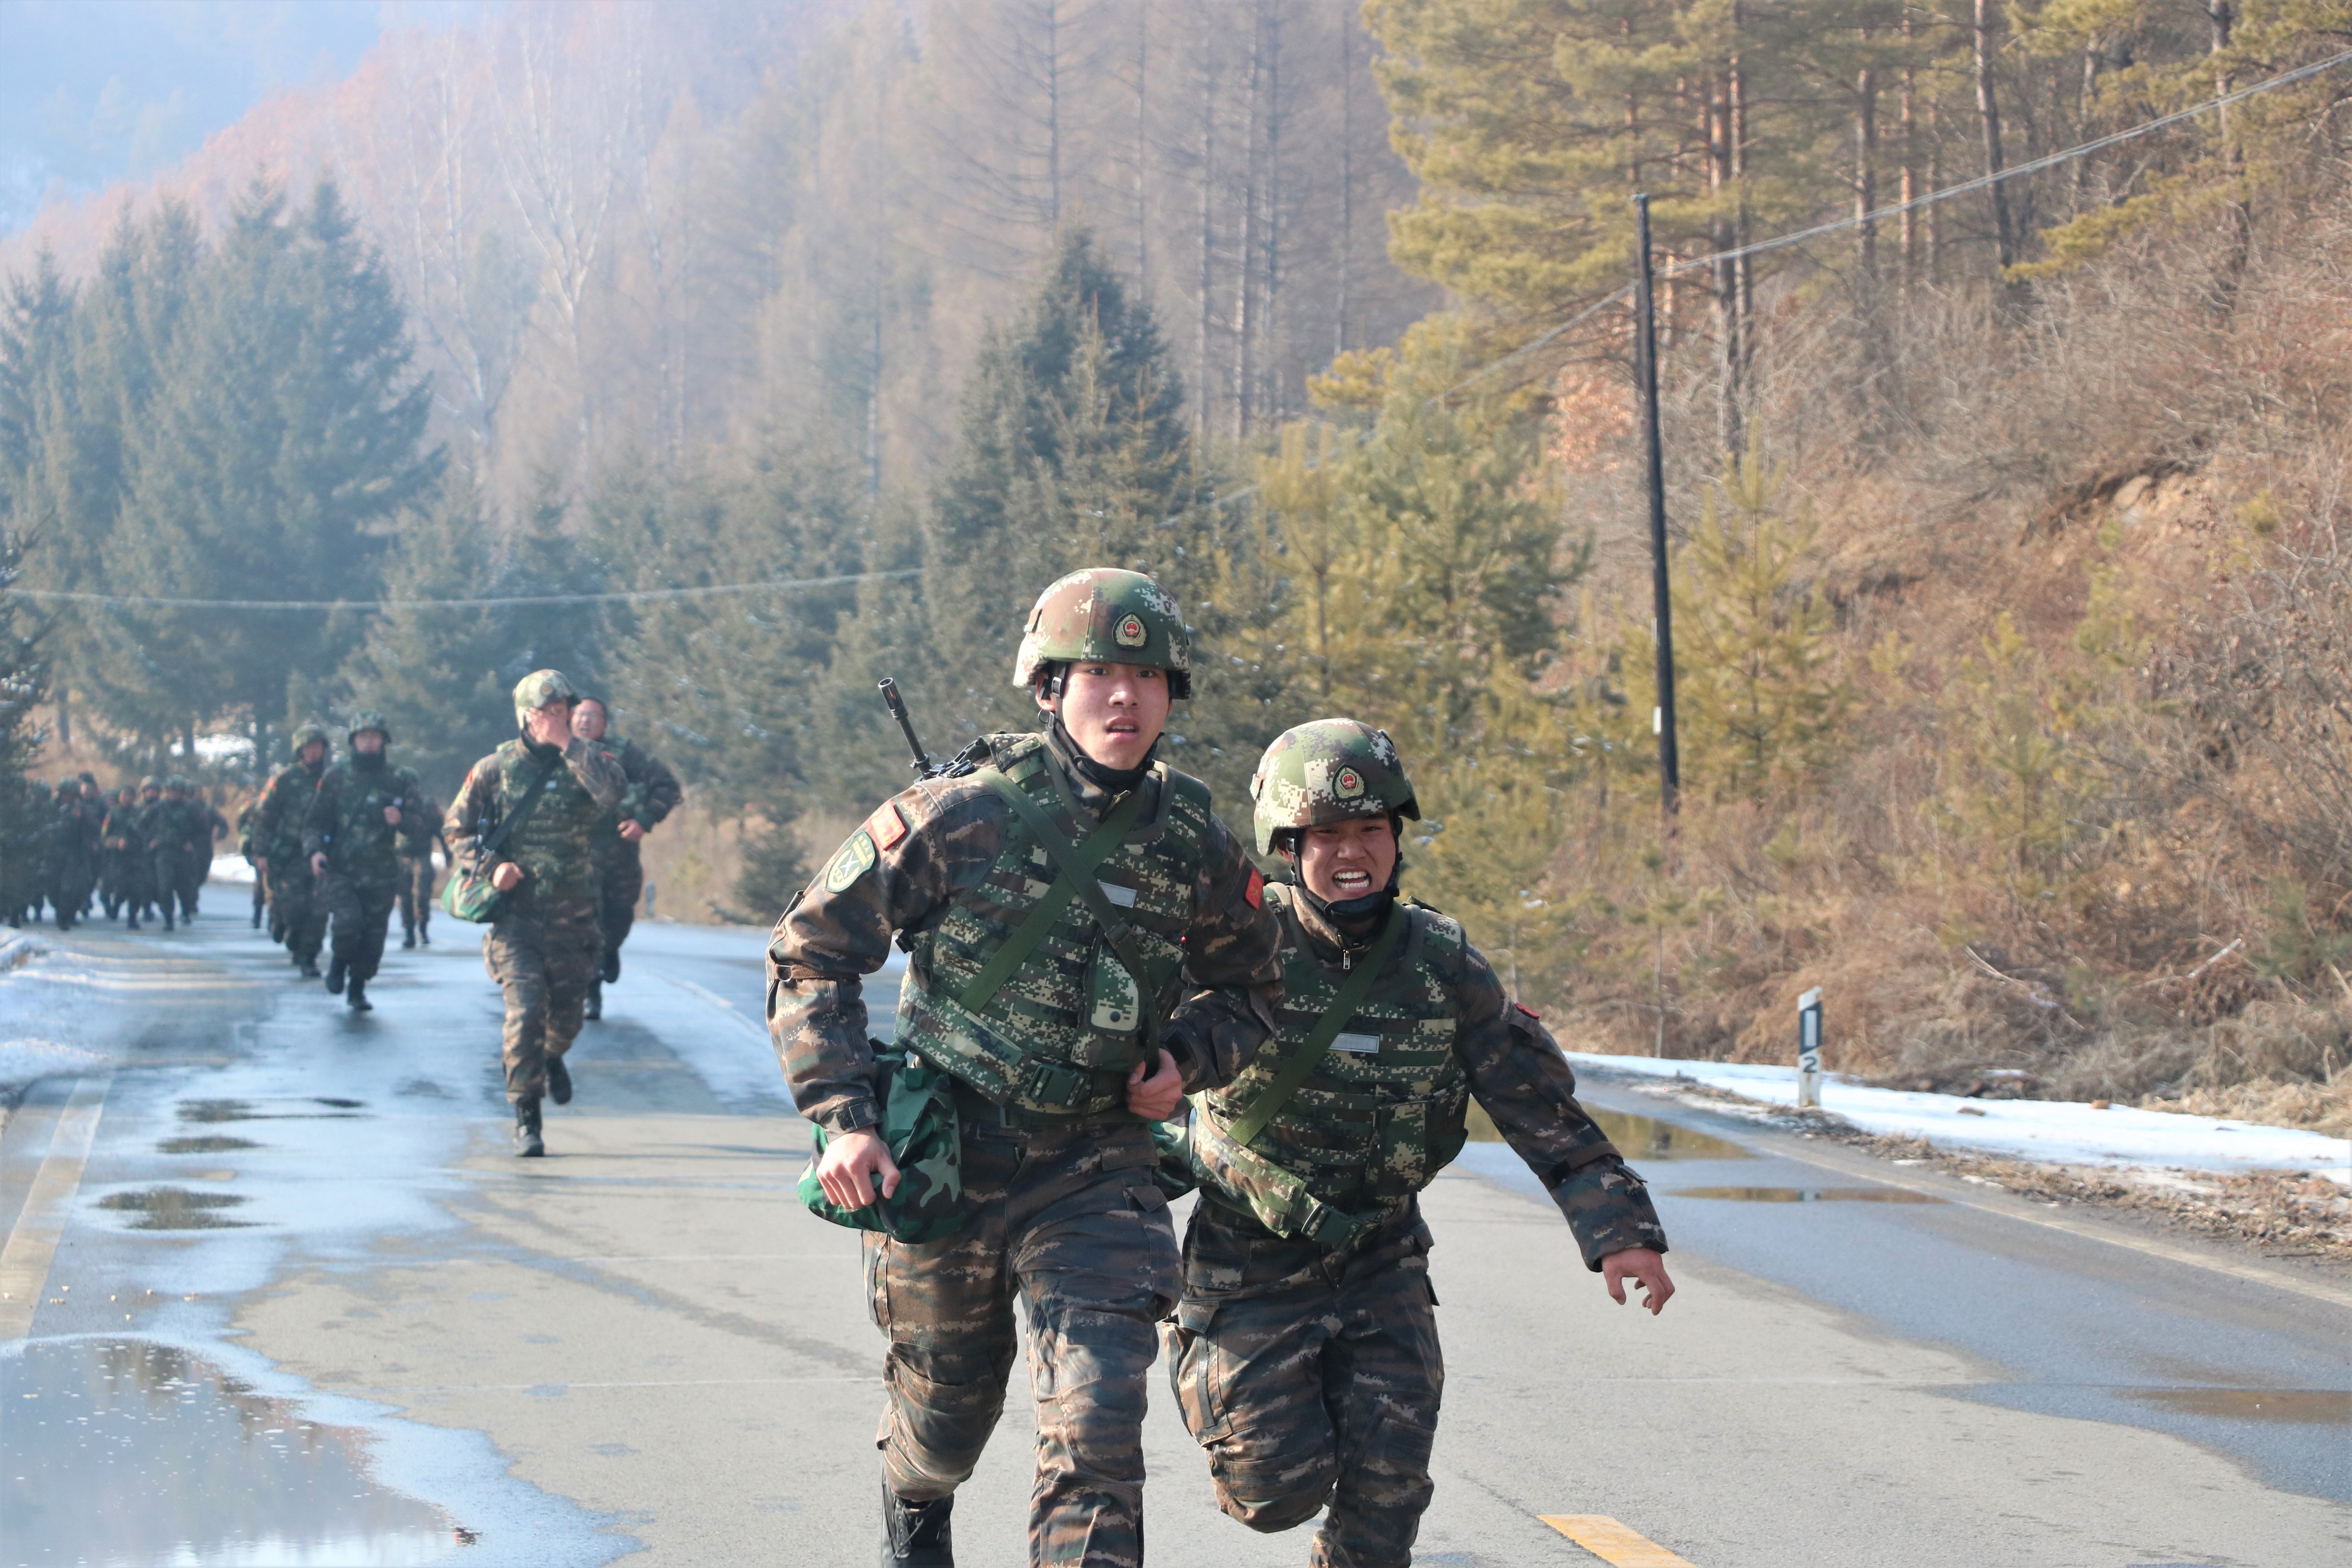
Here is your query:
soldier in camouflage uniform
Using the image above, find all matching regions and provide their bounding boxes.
[570,696,683,1019]
[446,671,626,1156]
[2,779,51,927]
[394,781,446,950]
[769,569,1284,1568]
[100,784,146,926]
[305,714,422,1013]
[49,776,103,931]
[259,725,333,975]
[146,776,211,931]
[235,795,268,928]
[1165,720,1674,1568]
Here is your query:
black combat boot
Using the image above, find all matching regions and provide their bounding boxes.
[583,984,602,1022]
[881,1482,955,1568]
[325,955,347,995]
[401,928,416,949]
[512,1098,544,1157]
[546,1054,572,1105]
[418,926,430,947]
[162,909,174,932]
[347,978,372,1013]
[601,948,621,985]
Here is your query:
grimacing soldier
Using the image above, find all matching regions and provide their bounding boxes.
[305,712,421,1013]
[767,568,1283,1568]
[570,696,683,1020]
[260,724,334,975]
[446,670,626,1156]
[1166,719,1674,1568]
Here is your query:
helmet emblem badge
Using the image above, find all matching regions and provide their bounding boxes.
[1114,612,1147,648]
[1334,766,1365,800]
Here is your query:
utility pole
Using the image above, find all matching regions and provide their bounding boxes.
[1633,193,1681,834]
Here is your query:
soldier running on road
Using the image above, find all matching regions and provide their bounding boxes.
[1165,720,1674,1568]
[570,696,682,1020]
[306,713,421,1013]
[394,781,446,950]
[769,569,1283,1568]
[446,671,626,1157]
[259,725,332,976]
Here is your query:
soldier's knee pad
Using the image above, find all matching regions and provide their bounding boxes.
[882,1354,1007,1488]
[1211,1442,1336,1535]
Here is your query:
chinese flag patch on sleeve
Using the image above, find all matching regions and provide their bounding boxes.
[1244,866,1265,909]
[865,800,909,851]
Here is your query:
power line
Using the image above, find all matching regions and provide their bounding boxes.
[5,567,920,613]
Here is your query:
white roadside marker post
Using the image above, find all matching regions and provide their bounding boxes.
[1797,987,1824,1109]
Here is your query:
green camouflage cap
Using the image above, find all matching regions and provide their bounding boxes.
[347,710,392,746]
[290,722,330,756]
[512,669,579,727]
[1249,718,1421,856]
[1011,568,1192,698]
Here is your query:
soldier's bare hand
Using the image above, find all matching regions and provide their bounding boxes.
[490,862,524,893]
[1602,1247,1675,1315]
[816,1129,900,1209]
[309,853,328,879]
[383,806,402,826]
[618,820,646,843]
[1125,1049,1183,1121]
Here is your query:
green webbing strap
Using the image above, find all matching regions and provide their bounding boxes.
[956,775,1151,1014]
[1222,907,1406,1149]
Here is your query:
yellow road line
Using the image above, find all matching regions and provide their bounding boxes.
[0,1075,112,1340]
[1541,1515,1700,1567]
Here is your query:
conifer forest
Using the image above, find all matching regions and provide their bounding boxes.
[6,0,2352,1132]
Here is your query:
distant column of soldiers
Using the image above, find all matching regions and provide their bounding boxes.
[3,771,224,932]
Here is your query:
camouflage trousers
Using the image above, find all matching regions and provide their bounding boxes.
[152,850,202,919]
[863,1109,1179,1568]
[485,906,601,1104]
[268,860,328,961]
[592,846,642,980]
[395,854,435,938]
[1166,1198,1443,1568]
[325,871,399,984]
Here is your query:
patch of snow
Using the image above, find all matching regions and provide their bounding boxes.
[0,1037,114,1082]
[209,855,255,885]
[1566,1051,2352,1185]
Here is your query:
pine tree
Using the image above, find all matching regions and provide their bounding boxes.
[916,228,1198,741]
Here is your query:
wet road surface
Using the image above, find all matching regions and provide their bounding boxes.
[2,907,2346,1566]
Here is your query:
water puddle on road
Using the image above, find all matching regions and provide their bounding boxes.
[159,1135,261,1155]
[2122,1388,2352,1425]
[1467,1105,1751,1159]
[178,1098,368,1123]
[95,1187,254,1230]
[1670,1185,1946,1203]
[1,1338,469,1565]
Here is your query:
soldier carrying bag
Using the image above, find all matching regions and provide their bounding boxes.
[800,1042,967,1243]
[439,755,561,924]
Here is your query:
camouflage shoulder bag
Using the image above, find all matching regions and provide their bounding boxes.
[439,756,560,924]
[799,1042,967,1244]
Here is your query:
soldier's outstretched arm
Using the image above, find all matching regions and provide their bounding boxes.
[1165,814,1284,1093]
[1454,946,1671,1275]
[766,782,991,1134]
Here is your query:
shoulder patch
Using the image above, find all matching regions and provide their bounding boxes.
[1244,865,1264,909]
[1515,1002,1543,1022]
[824,829,880,893]
[865,800,908,850]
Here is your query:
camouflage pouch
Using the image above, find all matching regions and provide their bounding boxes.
[799,1042,968,1244]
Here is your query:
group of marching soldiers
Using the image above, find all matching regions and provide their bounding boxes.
[3,772,229,932]
[771,568,1680,1568]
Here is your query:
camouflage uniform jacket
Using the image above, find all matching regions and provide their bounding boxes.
[145,798,209,855]
[100,801,142,855]
[766,728,1284,1136]
[256,762,326,868]
[444,736,627,915]
[55,794,103,861]
[394,787,443,858]
[236,802,260,860]
[303,759,424,879]
[592,735,682,850]
[1188,882,1667,1271]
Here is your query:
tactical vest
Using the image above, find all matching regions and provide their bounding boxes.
[492,742,604,910]
[895,732,1214,1118]
[263,766,322,865]
[322,762,419,874]
[1189,885,1468,1246]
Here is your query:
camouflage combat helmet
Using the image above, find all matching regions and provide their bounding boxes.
[1011,568,1192,699]
[512,669,579,727]
[1249,718,1421,857]
[165,774,189,793]
[347,710,392,746]
[138,775,162,792]
[290,721,330,757]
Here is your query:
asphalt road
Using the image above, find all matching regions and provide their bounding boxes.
[2,905,2346,1568]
